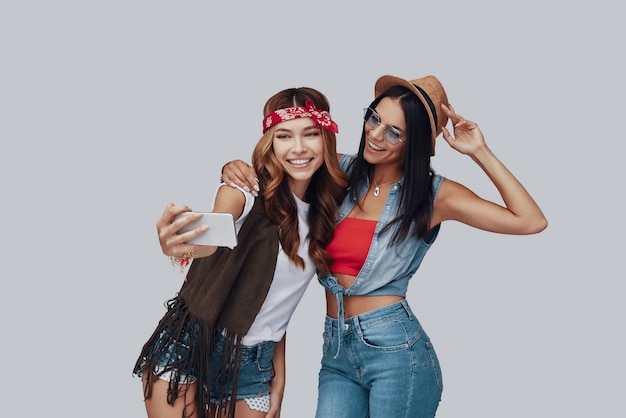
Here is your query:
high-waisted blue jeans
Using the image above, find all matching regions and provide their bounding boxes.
[315,300,443,418]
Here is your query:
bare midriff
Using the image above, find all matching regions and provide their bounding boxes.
[325,272,404,319]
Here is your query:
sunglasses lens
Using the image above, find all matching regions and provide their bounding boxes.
[364,108,379,128]
[364,108,403,144]
[384,127,402,145]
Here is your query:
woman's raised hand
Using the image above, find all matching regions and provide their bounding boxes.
[440,103,487,156]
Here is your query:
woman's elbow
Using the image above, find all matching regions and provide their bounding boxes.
[525,215,548,234]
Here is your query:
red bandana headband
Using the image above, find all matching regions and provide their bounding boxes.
[262,100,339,134]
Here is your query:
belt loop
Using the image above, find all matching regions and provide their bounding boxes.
[255,343,262,362]
[326,316,334,338]
[352,315,362,338]
[401,299,413,320]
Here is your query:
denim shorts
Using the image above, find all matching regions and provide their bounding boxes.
[137,325,276,402]
[209,332,276,402]
[136,324,200,385]
[316,300,443,418]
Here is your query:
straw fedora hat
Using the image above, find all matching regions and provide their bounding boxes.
[374,75,449,155]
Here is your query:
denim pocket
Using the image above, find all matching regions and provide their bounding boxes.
[250,357,274,384]
[220,343,276,399]
[360,319,415,351]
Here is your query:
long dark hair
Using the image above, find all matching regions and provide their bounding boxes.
[348,85,435,243]
[252,87,347,275]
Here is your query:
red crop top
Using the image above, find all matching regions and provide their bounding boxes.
[327,217,377,276]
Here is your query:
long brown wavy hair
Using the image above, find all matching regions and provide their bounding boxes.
[252,87,347,276]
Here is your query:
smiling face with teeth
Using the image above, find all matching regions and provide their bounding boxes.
[363,97,406,168]
[272,117,325,199]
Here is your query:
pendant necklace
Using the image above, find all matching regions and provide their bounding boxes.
[373,178,400,197]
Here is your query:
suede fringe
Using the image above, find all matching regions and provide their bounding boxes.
[133,297,244,418]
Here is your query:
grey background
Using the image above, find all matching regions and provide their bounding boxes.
[1,1,624,417]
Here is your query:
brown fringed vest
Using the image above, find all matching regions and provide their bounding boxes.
[134,197,279,418]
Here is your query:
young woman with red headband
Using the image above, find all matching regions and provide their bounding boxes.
[221,74,547,417]
[133,87,347,418]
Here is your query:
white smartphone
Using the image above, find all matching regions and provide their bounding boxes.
[174,212,238,248]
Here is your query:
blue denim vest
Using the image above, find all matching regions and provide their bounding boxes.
[318,154,444,356]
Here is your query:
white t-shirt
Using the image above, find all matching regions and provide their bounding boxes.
[214,184,316,345]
